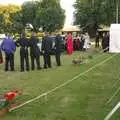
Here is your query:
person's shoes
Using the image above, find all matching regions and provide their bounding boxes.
[44,66,47,69]
[26,69,30,72]
[38,67,42,70]
[57,64,61,67]
[31,68,34,71]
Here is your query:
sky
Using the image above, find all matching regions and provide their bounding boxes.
[0,0,75,26]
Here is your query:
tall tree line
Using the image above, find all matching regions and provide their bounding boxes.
[74,0,120,35]
[0,0,65,33]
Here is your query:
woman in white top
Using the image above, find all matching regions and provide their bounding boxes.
[83,33,90,51]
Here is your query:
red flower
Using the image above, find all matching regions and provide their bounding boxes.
[4,91,18,101]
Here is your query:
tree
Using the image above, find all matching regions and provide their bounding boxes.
[74,0,120,35]
[0,0,65,33]
[0,4,21,33]
[10,11,24,34]
[35,0,65,32]
[21,1,38,30]
[0,14,4,33]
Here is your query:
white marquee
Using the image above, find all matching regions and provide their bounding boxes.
[110,24,120,53]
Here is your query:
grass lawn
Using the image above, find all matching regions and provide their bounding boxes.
[0,48,120,120]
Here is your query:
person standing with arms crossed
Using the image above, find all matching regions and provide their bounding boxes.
[29,32,41,70]
[54,32,62,66]
[42,32,52,69]
[95,32,100,48]
[16,33,30,72]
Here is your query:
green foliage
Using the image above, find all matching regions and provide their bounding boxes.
[0,14,4,33]
[35,0,65,32]
[0,49,120,119]
[21,1,37,29]
[0,0,65,33]
[0,4,21,33]
[74,0,120,33]
[21,0,65,32]
[10,11,24,34]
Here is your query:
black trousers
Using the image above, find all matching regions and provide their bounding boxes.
[43,52,51,68]
[55,52,61,66]
[0,51,3,64]
[20,54,29,72]
[95,40,99,48]
[31,56,41,70]
[5,53,14,71]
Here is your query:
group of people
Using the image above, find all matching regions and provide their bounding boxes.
[95,32,110,52]
[64,32,91,55]
[0,31,110,72]
[65,31,109,54]
[0,32,62,72]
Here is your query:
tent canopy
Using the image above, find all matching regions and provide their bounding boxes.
[98,25,110,32]
[62,25,80,32]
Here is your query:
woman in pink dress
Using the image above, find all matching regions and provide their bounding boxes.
[67,33,73,55]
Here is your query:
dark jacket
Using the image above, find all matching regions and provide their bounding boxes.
[15,37,29,56]
[42,36,52,53]
[55,35,62,53]
[102,35,109,49]
[1,37,16,54]
[29,36,40,57]
[95,34,100,41]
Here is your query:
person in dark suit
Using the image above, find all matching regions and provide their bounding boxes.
[29,32,41,70]
[80,34,85,51]
[42,32,52,69]
[95,32,100,48]
[16,33,30,72]
[54,32,62,66]
[102,32,109,52]
[1,34,16,71]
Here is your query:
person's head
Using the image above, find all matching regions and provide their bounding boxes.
[6,33,12,39]
[68,32,72,35]
[56,30,61,35]
[31,32,36,37]
[62,32,64,35]
[44,32,49,36]
[21,32,26,38]
[85,32,89,36]
[5,33,11,37]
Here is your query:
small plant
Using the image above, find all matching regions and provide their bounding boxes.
[72,55,86,65]
[0,90,21,117]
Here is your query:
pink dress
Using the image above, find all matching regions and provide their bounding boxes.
[67,34,73,55]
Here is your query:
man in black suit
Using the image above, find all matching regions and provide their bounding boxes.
[29,32,41,70]
[42,32,52,69]
[95,32,100,48]
[102,32,109,52]
[16,33,30,72]
[54,32,62,66]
